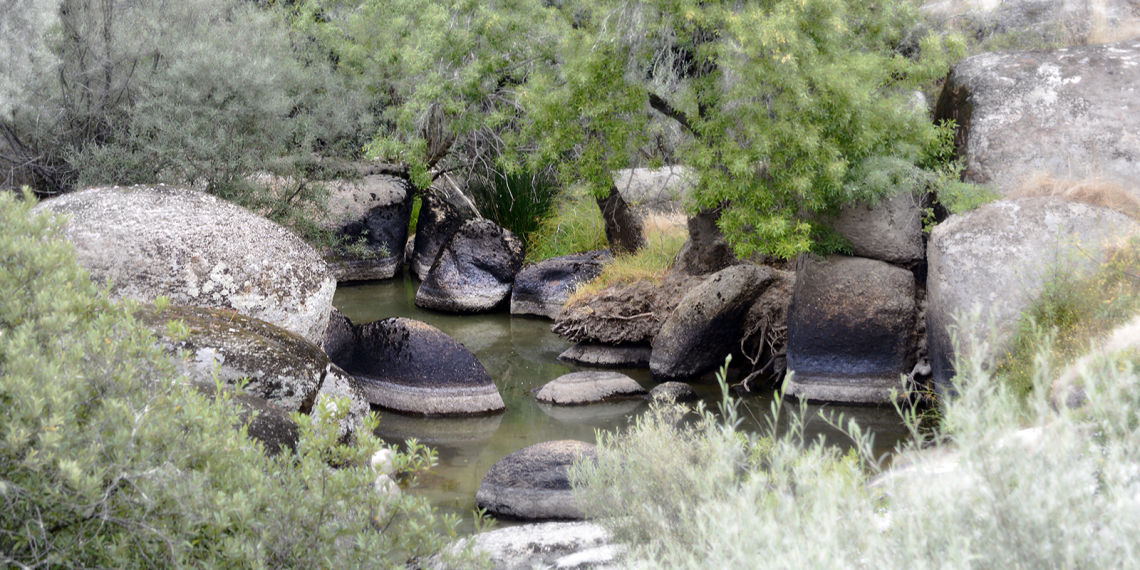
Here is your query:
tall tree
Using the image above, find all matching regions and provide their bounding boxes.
[513,0,964,259]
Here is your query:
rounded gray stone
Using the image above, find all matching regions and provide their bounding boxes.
[34,185,335,344]
[649,381,699,403]
[476,440,597,521]
[416,218,526,313]
[558,342,652,368]
[511,250,611,319]
[535,371,648,405]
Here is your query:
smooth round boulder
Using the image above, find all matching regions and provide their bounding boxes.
[476,440,596,521]
[416,219,526,313]
[651,265,775,382]
[35,185,335,344]
[326,316,505,415]
[558,342,652,368]
[320,174,415,282]
[649,382,699,403]
[829,189,925,267]
[535,371,648,405]
[138,305,328,413]
[511,250,611,319]
[927,197,1140,395]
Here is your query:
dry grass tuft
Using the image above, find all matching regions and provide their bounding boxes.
[565,212,689,305]
[1015,172,1140,219]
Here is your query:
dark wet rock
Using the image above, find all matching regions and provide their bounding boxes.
[553,272,705,344]
[416,219,526,313]
[138,305,327,413]
[316,363,371,442]
[327,316,505,415]
[320,174,415,282]
[673,206,741,276]
[34,185,336,344]
[476,440,597,521]
[447,521,623,570]
[935,37,1140,198]
[785,255,917,404]
[927,197,1140,395]
[829,190,925,266]
[193,385,299,456]
[537,400,646,425]
[410,189,478,280]
[649,382,699,403]
[322,307,354,363]
[651,265,776,382]
[535,371,647,405]
[558,342,652,368]
[511,250,611,319]
[613,166,693,215]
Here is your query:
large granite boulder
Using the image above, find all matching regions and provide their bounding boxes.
[922,0,1140,48]
[410,188,478,280]
[194,386,300,456]
[511,250,611,319]
[829,189,926,267]
[325,316,505,415]
[650,265,776,382]
[35,185,335,344]
[927,196,1140,394]
[612,166,693,214]
[138,305,328,413]
[785,255,917,404]
[476,440,596,521]
[320,174,415,282]
[416,219,526,313]
[535,371,648,405]
[649,381,700,403]
[935,37,1140,198]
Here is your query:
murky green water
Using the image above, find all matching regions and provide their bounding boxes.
[333,274,910,528]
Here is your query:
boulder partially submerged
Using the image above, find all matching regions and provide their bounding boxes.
[476,440,596,521]
[325,315,505,415]
[511,250,611,319]
[34,185,335,345]
[534,371,647,405]
[416,219,526,313]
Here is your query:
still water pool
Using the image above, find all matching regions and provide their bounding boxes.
[333,274,910,528]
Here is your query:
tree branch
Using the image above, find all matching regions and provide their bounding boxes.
[647,91,696,136]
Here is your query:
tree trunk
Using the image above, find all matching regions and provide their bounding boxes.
[596,185,646,255]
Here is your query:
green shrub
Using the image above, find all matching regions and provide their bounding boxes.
[573,322,1140,568]
[468,168,560,249]
[0,190,483,568]
[525,186,609,263]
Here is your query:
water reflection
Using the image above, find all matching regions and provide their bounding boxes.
[333,274,910,529]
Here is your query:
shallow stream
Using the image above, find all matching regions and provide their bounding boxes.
[333,274,911,529]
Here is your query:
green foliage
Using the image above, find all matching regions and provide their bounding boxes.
[998,236,1140,398]
[574,322,1140,568]
[468,168,560,248]
[296,0,563,190]
[0,190,483,568]
[409,194,423,237]
[525,186,609,263]
[513,0,966,259]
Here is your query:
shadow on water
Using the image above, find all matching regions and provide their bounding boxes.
[333,273,911,531]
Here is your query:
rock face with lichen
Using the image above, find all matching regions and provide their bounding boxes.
[935,37,1140,199]
[34,185,336,344]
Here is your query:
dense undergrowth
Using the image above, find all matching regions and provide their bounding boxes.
[0,191,486,569]
[573,319,1140,567]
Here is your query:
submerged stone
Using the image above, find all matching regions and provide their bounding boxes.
[476,440,596,521]
[558,341,652,368]
[535,371,647,405]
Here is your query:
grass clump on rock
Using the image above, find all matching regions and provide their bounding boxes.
[0,190,484,569]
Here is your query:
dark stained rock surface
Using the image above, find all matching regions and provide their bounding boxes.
[320,174,415,282]
[558,342,653,368]
[650,265,776,382]
[34,185,335,344]
[410,189,477,280]
[935,37,1140,198]
[511,250,611,319]
[785,255,917,404]
[138,305,327,413]
[326,316,505,415]
[927,197,1140,395]
[476,440,597,521]
[416,219,526,313]
[316,363,372,442]
[649,382,699,403]
[534,371,647,405]
[321,307,354,363]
